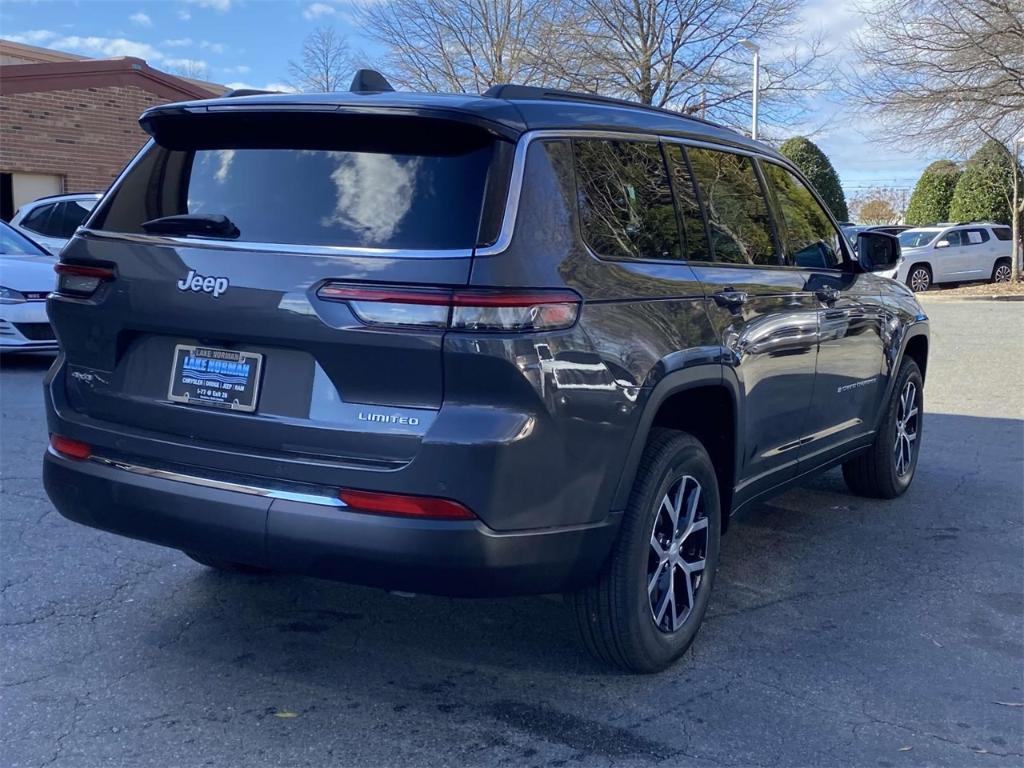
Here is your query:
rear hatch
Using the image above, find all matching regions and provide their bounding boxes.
[50,106,514,474]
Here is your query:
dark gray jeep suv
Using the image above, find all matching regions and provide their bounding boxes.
[43,75,929,672]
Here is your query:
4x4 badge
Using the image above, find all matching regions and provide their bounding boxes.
[177,269,229,298]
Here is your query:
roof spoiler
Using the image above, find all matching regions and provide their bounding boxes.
[350,69,394,93]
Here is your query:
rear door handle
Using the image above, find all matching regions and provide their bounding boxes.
[712,290,748,310]
[815,286,840,305]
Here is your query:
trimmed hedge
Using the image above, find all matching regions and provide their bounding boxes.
[905,160,960,225]
[779,137,849,221]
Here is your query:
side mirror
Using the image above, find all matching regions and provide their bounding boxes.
[935,240,949,248]
[856,231,901,272]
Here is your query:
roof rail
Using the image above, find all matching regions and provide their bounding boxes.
[223,88,281,98]
[350,69,395,93]
[482,83,732,131]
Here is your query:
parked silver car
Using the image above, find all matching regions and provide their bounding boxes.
[9,193,102,255]
[896,223,1014,291]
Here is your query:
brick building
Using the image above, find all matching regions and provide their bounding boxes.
[0,40,225,219]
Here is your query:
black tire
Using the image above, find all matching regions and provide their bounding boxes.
[906,265,931,292]
[842,357,923,499]
[992,259,1011,283]
[571,429,721,673]
[184,551,271,574]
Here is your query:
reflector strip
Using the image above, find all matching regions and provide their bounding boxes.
[50,435,92,460]
[338,489,476,520]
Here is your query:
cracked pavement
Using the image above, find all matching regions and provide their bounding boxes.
[2,299,1022,767]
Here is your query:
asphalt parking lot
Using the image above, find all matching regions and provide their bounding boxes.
[2,299,1022,768]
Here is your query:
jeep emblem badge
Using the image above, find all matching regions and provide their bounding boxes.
[177,269,229,298]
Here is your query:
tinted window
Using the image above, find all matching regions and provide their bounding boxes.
[20,203,57,236]
[762,163,843,268]
[94,117,495,250]
[943,230,963,246]
[53,199,96,238]
[687,148,777,266]
[573,139,680,260]
[993,227,1011,241]
[665,145,709,261]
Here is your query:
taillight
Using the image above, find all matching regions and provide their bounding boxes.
[338,489,476,520]
[55,263,115,297]
[316,284,580,332]
[49,434,92,460]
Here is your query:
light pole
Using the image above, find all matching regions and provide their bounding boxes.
[739,39,760,140]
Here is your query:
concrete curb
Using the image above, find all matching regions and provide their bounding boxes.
[917,293,1024,302]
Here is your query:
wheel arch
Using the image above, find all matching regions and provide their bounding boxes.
[611,364,740,532]
[874,323,929,432]
[903,332,929,383]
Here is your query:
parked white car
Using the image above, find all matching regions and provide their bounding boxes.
[896,223,1014,291]
[9,192,101,255]
[0,221,58,352]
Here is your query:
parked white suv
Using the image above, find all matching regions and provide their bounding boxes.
[9,193,102,255]
[896,223,1014,291]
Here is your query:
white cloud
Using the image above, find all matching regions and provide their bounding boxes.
[177,10,191,21]
[221,64,251,75]
[164,56,209,71]
[185,0,233,11]
[162,38,225,54]
[6,29,58,45]
[224,81,296,93]
[49,35,164,62]
[130,12,152,28]
[303,3,337,20]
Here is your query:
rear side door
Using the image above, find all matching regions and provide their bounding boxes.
[958,227,992,278]
[760,161,887,467]
[674,144,819,502]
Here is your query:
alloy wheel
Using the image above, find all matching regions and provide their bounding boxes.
[994,264,1011,283]
[909,269,930,292]
[648,475,708,633]
[894,380,919,477]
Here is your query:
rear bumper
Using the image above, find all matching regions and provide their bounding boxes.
[43,449,620,597]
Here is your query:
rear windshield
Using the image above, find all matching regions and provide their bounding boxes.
[93,113,497,250]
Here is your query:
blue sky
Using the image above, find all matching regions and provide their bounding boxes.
[0,0,941,198]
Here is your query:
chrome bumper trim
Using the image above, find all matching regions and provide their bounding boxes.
[84,453,346,508]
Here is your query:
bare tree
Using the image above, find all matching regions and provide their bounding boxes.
[849,0,1024,278]
[288,26,352,93]
[547,0,830,128]
[355,0,561,93]
[167,59,210,81]
[850,187,907,224]
[356,0,829,134]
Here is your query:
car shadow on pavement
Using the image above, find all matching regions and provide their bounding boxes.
[134,410,1022,685]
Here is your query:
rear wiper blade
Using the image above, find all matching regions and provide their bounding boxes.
[141,213,240,239]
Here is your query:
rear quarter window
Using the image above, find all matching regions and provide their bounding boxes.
[992,227,1011,241]
[572,138,680,261]
[93,114,498,251]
